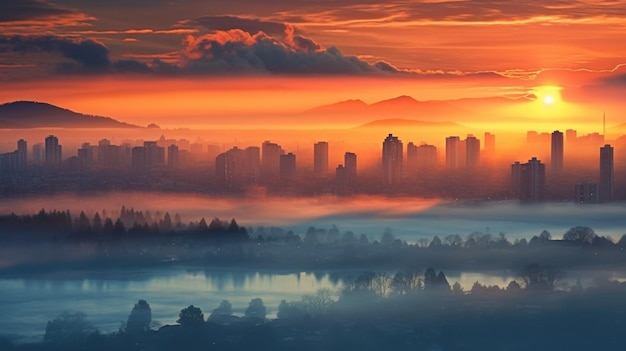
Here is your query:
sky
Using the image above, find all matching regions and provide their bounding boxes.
[2,0,626,128]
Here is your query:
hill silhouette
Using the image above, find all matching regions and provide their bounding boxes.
[0,101,139,128]
[356,118,461,129]
[303,95,472,124]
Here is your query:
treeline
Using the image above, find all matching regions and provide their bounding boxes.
[4,265,626,351]
[0,207,248,241]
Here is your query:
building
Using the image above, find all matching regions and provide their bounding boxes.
[313,141,328,174]
[575,183,599,204]
[144,141,165,167]
[77,144,94,171]
[512,157,545,203]
[382,134,403,185]
[344,152,357,184]
[484,132,495,160]
[336,152,358,195]
[44,135,62,166]
[465,135,480,168]
[261,141,284,183]
[245,146,261,184]
[215,147,247,189]
[17,139,27,171]
[32,143,44,164]
[279,152,296,180]
[168,144,179,167]
[446,136,460,169]
[406,142,418,174]
[551,130,564,172]
[599,144,614,203]
[416,144,437,168]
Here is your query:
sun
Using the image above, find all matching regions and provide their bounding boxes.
[543,95,554,106]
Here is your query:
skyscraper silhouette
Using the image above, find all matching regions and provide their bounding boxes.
[280,152,296,180]
[512,157,545,203]
[313,141,328,174]
[551,130,564,172]
[446,136,460,169]
[382,134,403,185]
[44,135,62,166]
[261,141,283,183]
[344,152,357,184]
[599,144,614,203]
[17,139,27,171]
[465,135,480,168]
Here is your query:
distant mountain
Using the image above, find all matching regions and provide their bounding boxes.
[356,118,461,129]
[0,101,139,128]
[303,95,473,124]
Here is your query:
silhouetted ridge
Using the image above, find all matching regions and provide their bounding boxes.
[356,118,460,129]
[0,101,139,128]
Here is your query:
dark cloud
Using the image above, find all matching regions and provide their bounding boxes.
[0,35,156,75]
[180,29,398,75]
[187,16,288,36]
[0,0,76,22]
[0,35,110,70]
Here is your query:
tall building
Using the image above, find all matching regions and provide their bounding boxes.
[566,129,577,150]
[144,141,165,167]
[344,152,357,184]
[16,139,27,171]
[484,132,495,160]
[445,136,460,169]
[406,142,418,174]
[215,147,247,189]
[382,134,403,185]
[416,144,437,168]
[335,165,349,195]
[32,143,44,164]
[313,141,328,174]
[575,183,599,204]
[599,144,614,203]
[279,152,296,180]
[77,144,93,171]
[512,157,545,203]
[261,141,283,183]
[551,130,564,172]
[245,146,261,184]
[44,135,62,166]
[168,144,179,167]
[465,135,480,168]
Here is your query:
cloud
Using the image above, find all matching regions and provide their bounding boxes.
[185,16,288,36]
[0,0,94,29]
[179,28,398,75]
[270,0,626,26]
[0,35,152,74]
[0,35,110,70]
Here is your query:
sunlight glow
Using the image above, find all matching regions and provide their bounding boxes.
[543,95,554,106]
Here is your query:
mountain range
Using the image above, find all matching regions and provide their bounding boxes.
[0,101,139,128]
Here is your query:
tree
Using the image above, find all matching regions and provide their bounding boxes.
[92,212,102,233]
[245,298,266,320]
[519,263,563,291]
[125,300,152,333]
[44,311,97,343]
[208,300,233,323]
[563,226,597,244]
[300,289,335,316]
[451,282,464,296]
[391,269,422,295]
[177,305,204,327]
[380,228,395,246]
[277,300,305,320]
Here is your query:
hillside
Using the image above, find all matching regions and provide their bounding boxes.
[0,101,139,128]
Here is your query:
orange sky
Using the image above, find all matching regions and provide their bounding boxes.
[1,1,626,130]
